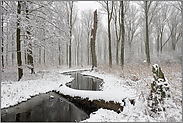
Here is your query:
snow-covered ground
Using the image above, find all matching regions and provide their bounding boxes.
[1,65,182,122]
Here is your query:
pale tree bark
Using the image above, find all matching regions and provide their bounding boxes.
[65,1,77,68]
[17,1,23,81]
[91,9,98,70]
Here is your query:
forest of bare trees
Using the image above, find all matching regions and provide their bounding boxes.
[1,1,182,81]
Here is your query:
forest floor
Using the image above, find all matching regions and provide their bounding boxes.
[1,63,182,122]
[82,63,182,122]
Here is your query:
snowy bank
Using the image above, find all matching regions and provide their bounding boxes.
[56,70,137,104]
[1,71,73,109]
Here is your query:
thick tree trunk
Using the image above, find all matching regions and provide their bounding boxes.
[91,9,98,70]
[17,1,23,81]
[145,1,151,65]
[120,1,125,68]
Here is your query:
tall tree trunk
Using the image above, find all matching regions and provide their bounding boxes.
[66,43,68,65]
[87,33,90,65]
[114,3,120,65]
[26,2,35,74]
[160,32,163,54]
[6,43,8,65]
[120,1,125,68]
[91,9,98,70]
[17,1,23,81]
[58,44,61,66]
[27,43,35,74]
[1,1,4,72]
[69,39,71,68]
[12,34,14,65]
[44,47,46,64]
[145,1,151,65]
[68,2,73,68]
[77,44,79,66]
[39,47,41,64]
[108,21,112,67]
[104,39,107,63]
[24,41,27,64]
[156,34,159,56]
[107,1,113,67]
[116,40,119,65]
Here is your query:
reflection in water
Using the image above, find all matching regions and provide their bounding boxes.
[1,92,89,122]
[66,72,103,91]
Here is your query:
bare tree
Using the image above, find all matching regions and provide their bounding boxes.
[81,9,93,66]
[65,1,77,68]
[125,3,140,61]
[17,1,23,81]
[25,1,35,74]
[1,1,4,72]
[91,9,98,70]
[138,1,160,64]
[167,7,182,51]
[113,1,121,65]
[144,1,151,64]
[120,1,125,68]
[99,1,114,67]
[153,2,170,55]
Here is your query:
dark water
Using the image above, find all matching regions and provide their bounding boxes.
[65,72,103,91]
[1,92,89,122]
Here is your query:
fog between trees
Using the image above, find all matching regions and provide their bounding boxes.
[1,1,182,80]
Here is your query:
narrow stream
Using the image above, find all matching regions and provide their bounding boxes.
[64,72,103,91]
[1,71,104,122]
[1,92,89,122]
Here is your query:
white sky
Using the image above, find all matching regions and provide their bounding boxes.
[76,1,101,12]
[76,1,107,27]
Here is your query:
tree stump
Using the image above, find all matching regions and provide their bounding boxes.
[148,64,171,114]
